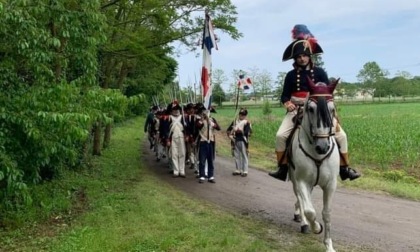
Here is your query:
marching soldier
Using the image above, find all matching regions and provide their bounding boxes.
[227,108,252,177]
[166,101,187,178]
[144,105,158,149]
[196,106,221,183]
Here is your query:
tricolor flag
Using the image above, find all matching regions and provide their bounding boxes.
[201,12,218,110]
[238,74,252,90]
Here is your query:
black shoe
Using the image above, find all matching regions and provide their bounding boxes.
[340,166,361,181]
[269,164,288,181]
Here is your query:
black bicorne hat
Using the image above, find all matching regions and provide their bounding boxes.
[239,108,248,116]
[282,24,323,61]
[185,103,194,110]
[167,100,181,112]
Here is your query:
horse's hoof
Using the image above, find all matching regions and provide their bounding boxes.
[293,214,301,223]
[314,223,323,234]
[301,225,310,234]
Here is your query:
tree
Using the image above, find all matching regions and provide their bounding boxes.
[245,67,259,103]
[99,0,242,97]
[357,61,389,100]
[255,69,273,100]
[212,83,226,106]
[0,0,132,208]
[395,70,412,79]
[274,71,287,100]
[211,69,227,106]
[312,55,326,72]
[246,67,274,102]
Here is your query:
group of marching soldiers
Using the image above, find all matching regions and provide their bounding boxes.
[144,101,252,183]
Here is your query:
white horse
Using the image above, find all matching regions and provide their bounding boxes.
[288,78,340,252]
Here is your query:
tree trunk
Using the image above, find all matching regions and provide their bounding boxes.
[103,123,112,149]
[80,129,94,166]
[117,61,129,91]
[100,57,116,89]
[93,121,102,156]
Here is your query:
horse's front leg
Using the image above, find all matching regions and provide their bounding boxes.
[293,200,301,222]
[297,182,323,235]
[292,182,309,234]
[296,182,322,234]
[322,184,336,252]
[295,200,311,234]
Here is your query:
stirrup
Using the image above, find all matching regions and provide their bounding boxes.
[269,164,288,181]
[340,166,361,181]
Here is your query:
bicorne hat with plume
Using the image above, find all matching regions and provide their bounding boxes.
[282,24,323,61]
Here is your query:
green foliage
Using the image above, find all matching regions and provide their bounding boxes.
[98,0,240,99]
[262,100,272,116]
[0,0,137,211]
[0,84,132,210]
[212,83,226,106]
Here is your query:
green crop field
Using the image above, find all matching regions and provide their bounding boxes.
[214,102,420,177]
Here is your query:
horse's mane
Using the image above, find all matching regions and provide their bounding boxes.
[315,96,332,128]
[309,82,333,128]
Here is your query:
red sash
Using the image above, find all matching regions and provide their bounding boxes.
[291,91,309,98]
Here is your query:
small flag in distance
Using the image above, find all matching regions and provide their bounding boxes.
[238,74,252,90]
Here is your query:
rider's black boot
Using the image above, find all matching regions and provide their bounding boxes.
[339,166,361,181]
[269,164,289,181]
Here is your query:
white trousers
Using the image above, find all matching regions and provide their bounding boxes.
[234,141,248,173]
[170,136,186,175]
[275,110,348,153]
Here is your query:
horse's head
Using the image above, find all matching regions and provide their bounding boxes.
[303,77,339,154]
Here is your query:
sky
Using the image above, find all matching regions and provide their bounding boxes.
[175,0,420,90]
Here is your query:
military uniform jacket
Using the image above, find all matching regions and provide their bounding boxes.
[281,65,329,104]
[227,119,252,143]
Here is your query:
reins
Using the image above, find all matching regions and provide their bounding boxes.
[297,133,336,186]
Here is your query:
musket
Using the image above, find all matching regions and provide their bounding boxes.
[194,72,198,103]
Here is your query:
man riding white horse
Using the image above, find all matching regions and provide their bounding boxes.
[269,24,361,182]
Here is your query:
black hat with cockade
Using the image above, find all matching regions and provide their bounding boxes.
[282,24,323,61]
[239,108,248,116]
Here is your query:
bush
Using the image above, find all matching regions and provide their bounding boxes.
[262,100,272,116]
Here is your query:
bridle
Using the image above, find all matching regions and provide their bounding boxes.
[295,80,338,186]
[304,94,335,142]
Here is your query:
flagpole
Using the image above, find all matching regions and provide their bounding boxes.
[194,72,198,103]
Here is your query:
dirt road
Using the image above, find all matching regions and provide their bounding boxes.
[142,143,420,252]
